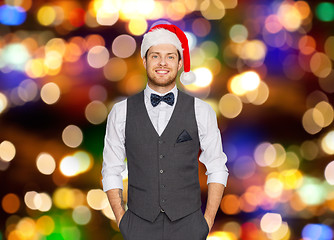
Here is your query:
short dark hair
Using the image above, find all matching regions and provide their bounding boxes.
[145,49,182,62]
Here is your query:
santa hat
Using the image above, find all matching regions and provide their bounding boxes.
[141,24,196,85]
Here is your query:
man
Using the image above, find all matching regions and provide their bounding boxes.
[102,23,228,240]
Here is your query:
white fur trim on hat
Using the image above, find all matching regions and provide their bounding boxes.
[180,71,196,85]
[141,28,183,59]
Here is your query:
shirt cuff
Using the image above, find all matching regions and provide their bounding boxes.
[102,175,124,192]
[206,170,229,187]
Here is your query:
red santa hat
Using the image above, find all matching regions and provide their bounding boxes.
[141,24,196,85]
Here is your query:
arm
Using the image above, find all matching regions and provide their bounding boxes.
[195,98,229,232]
[101,100,127,226]
[204,183,225,231]
[106,188,126,227]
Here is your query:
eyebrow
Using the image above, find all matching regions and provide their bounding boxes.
[149,52,177,56]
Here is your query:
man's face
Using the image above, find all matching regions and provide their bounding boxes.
[143,44,182,88]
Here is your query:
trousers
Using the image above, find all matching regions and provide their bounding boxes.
[119,208,209,240]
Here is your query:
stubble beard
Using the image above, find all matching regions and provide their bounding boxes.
[146,70,178,88]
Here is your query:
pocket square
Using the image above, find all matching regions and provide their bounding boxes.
[176,130,192,143]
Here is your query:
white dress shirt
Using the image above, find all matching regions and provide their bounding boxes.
[102,84,229,192]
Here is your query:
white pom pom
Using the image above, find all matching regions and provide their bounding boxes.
[180,71,196,85]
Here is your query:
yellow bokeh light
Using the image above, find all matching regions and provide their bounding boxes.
[16,217,36,238]
[193,67,213,87]
[254,142,276,167]
[24,191,39,210]
[230,74,246,96]
[147,1,164,20]
[40,82,61,105]
[267,221,291,240]
[280,169,303,190]
[87,189,109,210]
[62,125,83,148]
[325,161,334,185]
[240,71,261,91]
[53,187,75,209]
[37,6,56,26]
[238,40,267,61]
[36,215,55,236]
[95,0,122,14]
[128,18,147,36]
[314,101,334,127]
[73,151,93,173]
[44,50,63,70]
[222,221,241,239]
[59,151,92,177]
[36,152,56,175]
[200,0,226,20]
[45,38,66,56]
[25,58,47,78]
[34,192,52,212]
[0,140,16,162]
[278,152,300,172]
[264,177,284,198]
[103,57,128,82]
[218,93,243,119]
[96,9,119,26]
[300,140,318,160]
[207,231,238,240]
[245,81,269,105]
[277,2,302,32]
[85,100,108,124]
[166,2,186,21]
[321,130,334,155]
[269,143,286,168]
[302,108,323,135]
[260,213,282,233]
[0,92,9,114]
[310,52,332,78]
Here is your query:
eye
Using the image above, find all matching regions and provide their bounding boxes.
[152,55,158,59]
[168,56,175,59]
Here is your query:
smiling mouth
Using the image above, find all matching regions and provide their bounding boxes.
[155,69,169,75]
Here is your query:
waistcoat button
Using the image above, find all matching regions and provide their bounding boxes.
[159,154,164,159]
[160,169,164,174]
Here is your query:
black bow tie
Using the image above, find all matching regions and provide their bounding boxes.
[150,92,175,107]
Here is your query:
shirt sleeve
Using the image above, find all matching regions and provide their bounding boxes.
[195,98,229,186]
[101,99,127,192]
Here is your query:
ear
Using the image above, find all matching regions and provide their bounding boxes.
[178,59,183,71]
[143,57,147,69]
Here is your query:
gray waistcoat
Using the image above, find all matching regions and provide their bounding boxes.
[125,89,201,222]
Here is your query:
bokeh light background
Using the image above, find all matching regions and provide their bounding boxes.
[0,0,334,239]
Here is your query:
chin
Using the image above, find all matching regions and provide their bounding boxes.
[148,77,176,87]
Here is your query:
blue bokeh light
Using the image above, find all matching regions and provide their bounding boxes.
[0,5,26,26]
[302,224,333,240]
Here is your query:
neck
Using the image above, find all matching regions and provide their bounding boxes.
[147,81,176,94]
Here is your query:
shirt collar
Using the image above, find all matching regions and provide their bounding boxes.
[144,83,178,102]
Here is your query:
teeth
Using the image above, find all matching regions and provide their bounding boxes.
[156,70,168,74]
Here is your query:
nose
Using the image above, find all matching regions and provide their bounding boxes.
[159,57,167,66]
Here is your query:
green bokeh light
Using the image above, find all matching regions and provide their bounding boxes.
[316,2,334,22]
[298,177,327,205]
